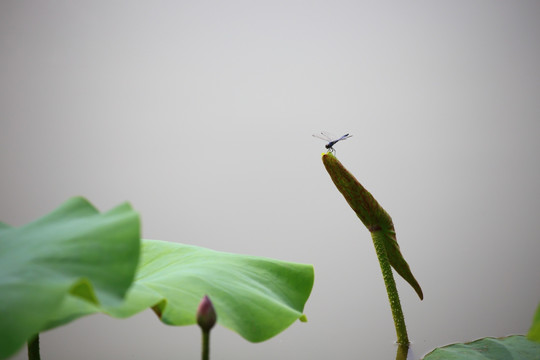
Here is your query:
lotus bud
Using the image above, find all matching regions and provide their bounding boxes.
[197,295,217,332]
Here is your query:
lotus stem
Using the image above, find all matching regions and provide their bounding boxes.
[371,230,409,345]
[201,330,210,360]
[395,343,410,360]
[27,334,40,360]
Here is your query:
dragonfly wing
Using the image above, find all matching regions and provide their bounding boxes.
[312,132,333,141]
[320,131,339,141]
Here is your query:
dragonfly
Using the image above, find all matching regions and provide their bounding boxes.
[312,131,352,152]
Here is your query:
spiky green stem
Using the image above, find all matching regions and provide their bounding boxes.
[27,334,41,360]
[371,230,409,345]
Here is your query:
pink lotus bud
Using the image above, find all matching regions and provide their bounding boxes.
[197,295,217,332]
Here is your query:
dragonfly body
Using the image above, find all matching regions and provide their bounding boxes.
[313,132,352,152]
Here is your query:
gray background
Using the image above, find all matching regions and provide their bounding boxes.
[1,1,539,359]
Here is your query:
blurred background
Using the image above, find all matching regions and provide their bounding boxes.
[1,1,539,359]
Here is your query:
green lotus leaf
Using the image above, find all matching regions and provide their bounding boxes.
[0,221,10,234]
[422,335,540,359]
[423,335,540,360]
[528,302,540,343]
[52,239,315,343]
[0,197,140,359]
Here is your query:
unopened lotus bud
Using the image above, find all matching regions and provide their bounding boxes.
[197,295,217,332]
[321,152,423,300]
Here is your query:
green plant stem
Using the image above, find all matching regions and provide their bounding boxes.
[27,334,41,360]
[201,329,210,360]
[395,343,409,360]
[371,230,409,345]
